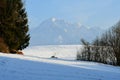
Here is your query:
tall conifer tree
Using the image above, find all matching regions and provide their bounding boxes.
[0,0,30,53]
[15,0,30,50]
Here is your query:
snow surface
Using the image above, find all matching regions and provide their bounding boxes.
[23,45,82,60]
[0,45,120,80]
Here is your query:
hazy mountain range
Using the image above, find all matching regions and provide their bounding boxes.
[30,18,104,46]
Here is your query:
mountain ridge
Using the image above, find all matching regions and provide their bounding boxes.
[30,18,104,46]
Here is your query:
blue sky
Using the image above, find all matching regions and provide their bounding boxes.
[25,0,120,29]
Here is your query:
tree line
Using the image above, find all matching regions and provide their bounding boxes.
[0,0,30,53]
[77,21,120,66]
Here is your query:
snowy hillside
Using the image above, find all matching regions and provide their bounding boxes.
[30,18,104,46]
[0,45,120,80]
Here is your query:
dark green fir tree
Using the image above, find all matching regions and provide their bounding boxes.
[0,0,30,53]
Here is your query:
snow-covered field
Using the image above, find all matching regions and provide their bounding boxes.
[23,45,82,60]
[0,45,120,80]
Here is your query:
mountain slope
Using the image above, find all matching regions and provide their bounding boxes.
[30,18,104,46]
[0,46,120,80]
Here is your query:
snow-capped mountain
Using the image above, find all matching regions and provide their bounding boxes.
[30,18,104,46]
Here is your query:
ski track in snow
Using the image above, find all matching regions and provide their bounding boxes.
[0,45,120,80]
